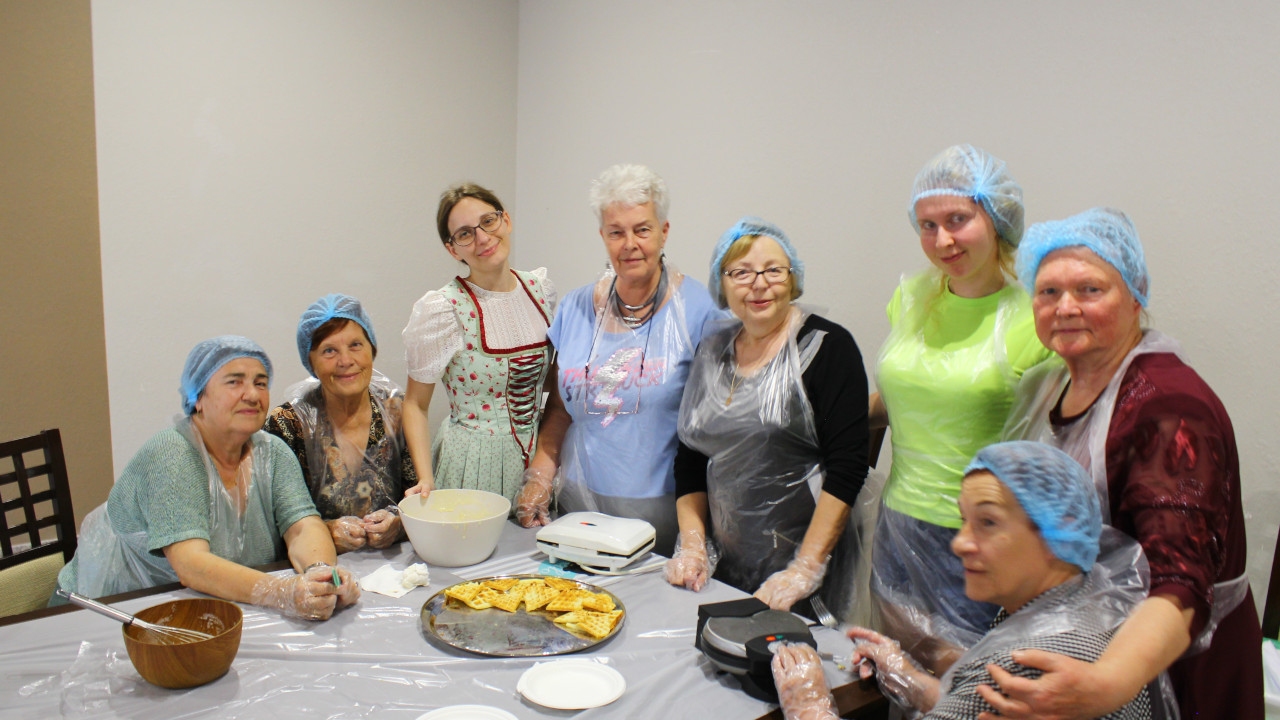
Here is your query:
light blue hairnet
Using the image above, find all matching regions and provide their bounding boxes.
[296,293,378,376]
[964,441,1102,572]
[908,145,1025,246]
[1016,207,1149,307]
[707,216,805,309]
[179,335,273,415]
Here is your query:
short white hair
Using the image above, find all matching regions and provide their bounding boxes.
[589,164,669,225]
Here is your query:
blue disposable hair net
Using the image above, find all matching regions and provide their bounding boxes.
[964,441,1102,572]
[296,293,378,376]
[1016,207,1150,307]
[908,145,1025,246]
[179,335,273,415]
[707,216,805,309]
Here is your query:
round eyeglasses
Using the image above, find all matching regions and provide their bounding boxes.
[449,211,504,246]
[723,266,793,285]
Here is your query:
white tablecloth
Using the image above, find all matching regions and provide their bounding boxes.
[0,523,850,720]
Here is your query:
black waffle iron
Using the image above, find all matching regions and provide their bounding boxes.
[696,597,816,701]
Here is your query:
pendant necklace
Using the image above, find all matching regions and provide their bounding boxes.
[725,368,744,407]
[615,264,668,328]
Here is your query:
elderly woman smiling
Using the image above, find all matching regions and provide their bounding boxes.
[516,164,720,554]
[992,208,1262,720]
[265,294,415,552]
[56,336,358,620]
[666,217,868,614]
[770,441,1157,720]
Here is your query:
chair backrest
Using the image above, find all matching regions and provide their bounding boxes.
[0,428,77,571]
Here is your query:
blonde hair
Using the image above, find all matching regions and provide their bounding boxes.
[720,234,801,302]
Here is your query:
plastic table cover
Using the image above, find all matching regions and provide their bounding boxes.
[0,523,854,720]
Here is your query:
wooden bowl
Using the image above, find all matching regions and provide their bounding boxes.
[122,597,243,689]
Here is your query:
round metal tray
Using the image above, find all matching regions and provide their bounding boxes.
[421,574,626,657]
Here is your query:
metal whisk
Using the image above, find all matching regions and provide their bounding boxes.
[57,589,215,643]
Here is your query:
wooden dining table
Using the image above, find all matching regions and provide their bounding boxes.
[0,522,884,720]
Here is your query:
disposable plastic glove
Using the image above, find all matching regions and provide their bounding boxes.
[249,564,341,620]
[515,466,555,527]
[332,564,361,607]
[755,554,828,611]
[847,626,938,712]
[664,528,720,592]
[327,516,367,552]
[771,642,839,720]
[362,506,401,549]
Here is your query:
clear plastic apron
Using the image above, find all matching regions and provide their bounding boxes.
[278,370,404,517]
[1004,329,1247,656]
[678,312,824,593]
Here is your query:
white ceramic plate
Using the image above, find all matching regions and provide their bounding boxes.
[517,659,626,710]
[415,706,517,720]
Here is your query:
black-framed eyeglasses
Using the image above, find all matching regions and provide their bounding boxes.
[723,266,793,285]
[449,211,504,246]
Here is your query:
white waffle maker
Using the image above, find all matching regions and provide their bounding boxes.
[535,512,656,572]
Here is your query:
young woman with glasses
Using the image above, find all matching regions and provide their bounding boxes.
[399,183,556,509]
[664,217,869,618]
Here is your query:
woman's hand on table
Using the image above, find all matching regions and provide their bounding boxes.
[515,466,556,527]
[771,643,839,720]
[327,517,367,552]
[333,564,361,607]
[250,564,347,620]
[664,528,717,592]
[754,554,826,610]
[362,508,402,549]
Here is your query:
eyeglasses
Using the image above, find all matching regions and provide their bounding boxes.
[723,266,793,285]
[449,211,504,246]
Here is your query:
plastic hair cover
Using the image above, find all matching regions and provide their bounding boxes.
[1003,330,1250,656]
[64,418,280,598]
[677,311,857,613]
[554,262,696,554]
[870,271,1024,649]
[964,441,1101,572]
[296,293,379,376]
[908,145,1025,246]
[707,216,806,309]
[276,370,405,518]
[1016,207,1150,306]
[179,335,273,415]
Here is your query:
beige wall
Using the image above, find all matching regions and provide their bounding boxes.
[0,0,113,525]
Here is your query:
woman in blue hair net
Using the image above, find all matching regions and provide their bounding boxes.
[664,217,869,615]
[868,145,1054,670]
[55,336,359,620]
[401,183,556,509]
[992,208,1262,720]
[771,441,1161,720]
[265,294,416,552]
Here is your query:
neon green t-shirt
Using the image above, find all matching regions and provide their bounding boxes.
[877,272,1053,527]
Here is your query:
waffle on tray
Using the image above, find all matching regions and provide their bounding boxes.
[443,576,623,639]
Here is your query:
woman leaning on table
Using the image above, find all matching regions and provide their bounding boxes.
[264,294,415,552]
[400,183,557,507]
[665,217,869,615]
[991,207,1262,720]
[515,164,721,555]
[55,336,359,620]
[868,145,1054,669]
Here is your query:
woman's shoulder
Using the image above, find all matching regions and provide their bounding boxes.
[1124,351,1228,418]
[800,314,861,353]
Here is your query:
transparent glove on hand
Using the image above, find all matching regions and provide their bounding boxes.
[665,528,720,592]
[327,516,367,552]
[249,565,340,621]
[332,564,361,607]
[362,507,401,549]
[754,554,827,610]
[847,626,937,712]
[516,466,556,528]
[771,642,839,720]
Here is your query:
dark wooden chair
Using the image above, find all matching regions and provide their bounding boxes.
[0,428,77,571]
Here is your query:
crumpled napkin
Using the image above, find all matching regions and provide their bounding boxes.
[358,563,430,598]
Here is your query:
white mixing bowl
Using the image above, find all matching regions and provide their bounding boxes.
[398,489,511,567]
